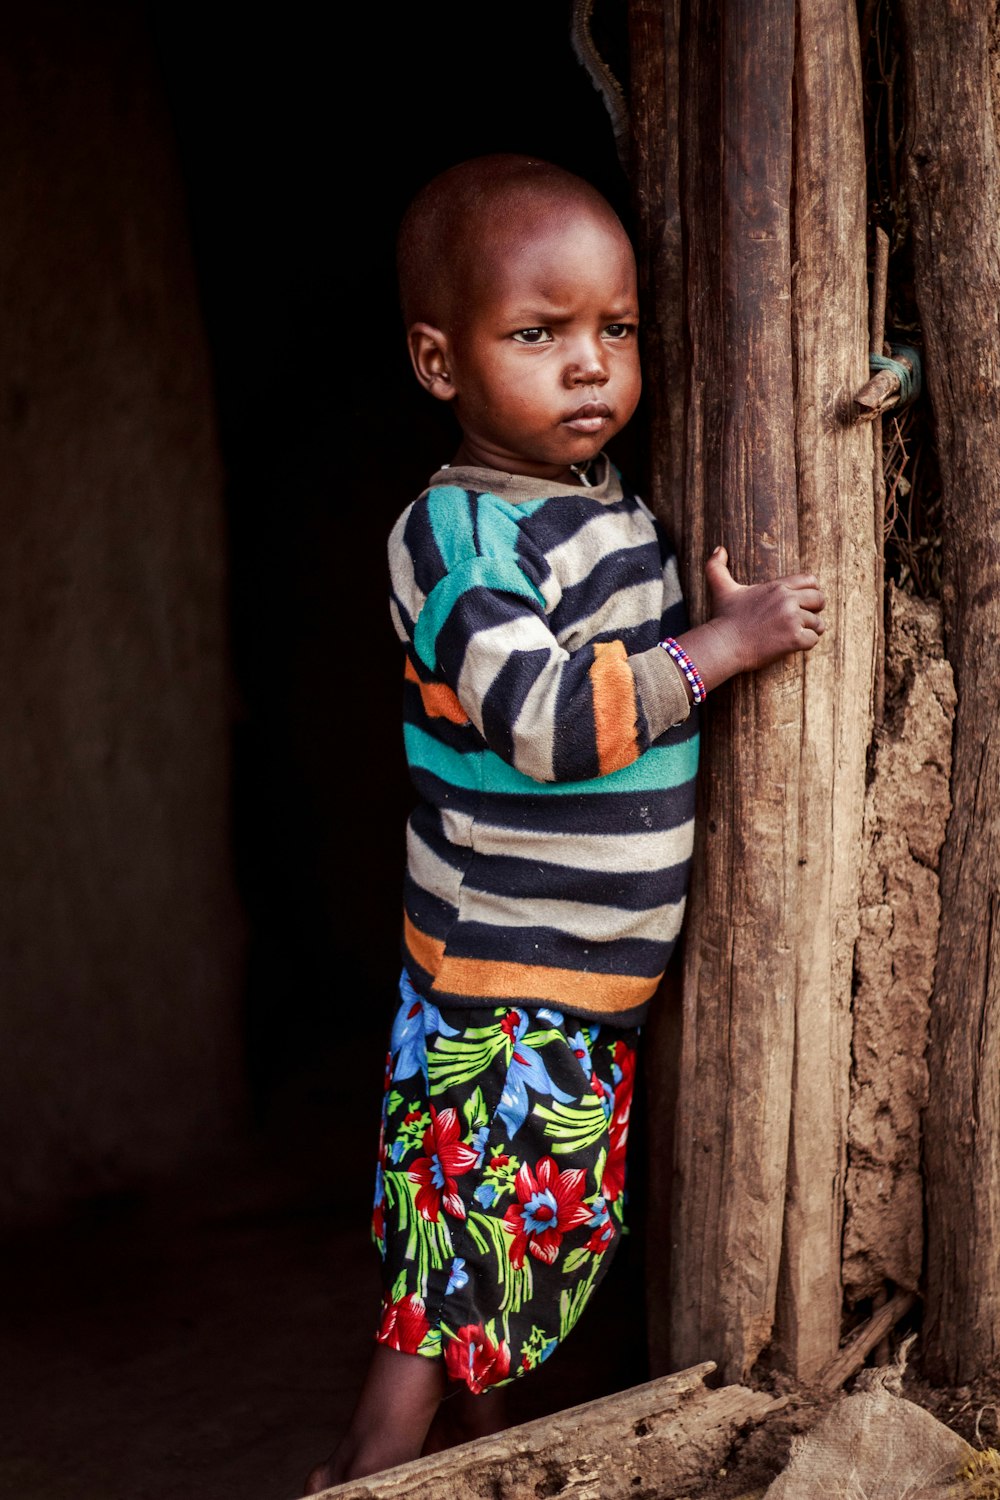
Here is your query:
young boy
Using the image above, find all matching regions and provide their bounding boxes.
[306,154,824,1489]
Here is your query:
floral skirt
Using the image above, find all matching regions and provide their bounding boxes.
[371,970,639,1394]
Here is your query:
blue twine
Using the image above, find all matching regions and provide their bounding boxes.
[869,343,922,409]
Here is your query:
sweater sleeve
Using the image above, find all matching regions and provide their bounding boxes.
[389,487,691,784]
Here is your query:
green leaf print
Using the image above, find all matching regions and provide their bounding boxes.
[463,1085,489,1132]
[428,1028,509,1094]
[560,1246,592,1276]
[534,1093,609,1154]
[467,1209,533,1318]
[558,1256,601,1340]
[386,1089,404,1117]
[384,1169,454,1297]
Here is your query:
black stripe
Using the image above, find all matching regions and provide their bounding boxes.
[404,500,448,598]
[480,647,552,763]
[461,851,692,912]
[434,585,544,681]
[405,766,697,835]
[552,652,599,782]
[403,873,456,939]
[549,542,664,637]
[438,921,671,977]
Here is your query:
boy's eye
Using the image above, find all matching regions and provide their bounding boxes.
[603,323,635,340]
[511,328,553,344]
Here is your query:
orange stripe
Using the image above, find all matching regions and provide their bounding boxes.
[589,640,640,775]
[403,915,657,1014]
[436,956,658,1012]
[404,658,470,725]
[404,914,446,975]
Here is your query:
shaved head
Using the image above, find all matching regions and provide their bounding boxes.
[397,154,629,332]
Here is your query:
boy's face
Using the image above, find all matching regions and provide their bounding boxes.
[414,203,641,483]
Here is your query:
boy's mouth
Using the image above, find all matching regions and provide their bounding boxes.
[563,402,612,434]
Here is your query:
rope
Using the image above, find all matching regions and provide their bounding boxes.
[869,343,922,409]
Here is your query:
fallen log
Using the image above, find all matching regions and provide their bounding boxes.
[310,1362,782,1499]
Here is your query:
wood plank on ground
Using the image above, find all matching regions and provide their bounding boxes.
[309,1362,782,1499]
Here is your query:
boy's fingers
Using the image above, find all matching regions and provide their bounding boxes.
[795,587,826,612]
[780,571,821,592]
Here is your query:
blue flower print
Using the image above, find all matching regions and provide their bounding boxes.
[470,1124,491,1169]
[497,1010,575,1139]
[567,1027,595,1083]
[390,973,460,1085]
[587,1194,610,1231]
[445,1258,469,1295]
[474,1181,497,1209]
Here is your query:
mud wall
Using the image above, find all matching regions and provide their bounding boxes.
[844,585,955,1302]
[0,2,243,1224]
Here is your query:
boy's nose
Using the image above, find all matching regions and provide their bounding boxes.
[565,357,609,387]
[564,338,609,386]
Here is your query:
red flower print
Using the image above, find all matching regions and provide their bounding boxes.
[371,1198,385,1242]
[444,1323,512,1393]
[585,1219,615,1256]
[489,1153,509,1169]
[403,1110,422,1124]
[376,1292,430,1355]
[500,1010,521,1041]
[602,1043,637,1203]
[409,1105,478,1221]
[502,1157,591,1267]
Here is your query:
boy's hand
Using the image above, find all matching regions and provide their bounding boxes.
[672,546,826,695]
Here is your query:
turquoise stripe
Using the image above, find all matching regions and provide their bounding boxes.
[426,486,476,571]
[474,494,527,558]
[413,557,545,670]
[404,723,699,795]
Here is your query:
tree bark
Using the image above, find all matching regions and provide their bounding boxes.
[900,0,1000,1383]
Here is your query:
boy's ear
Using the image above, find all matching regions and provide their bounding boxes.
[407,323,457,402]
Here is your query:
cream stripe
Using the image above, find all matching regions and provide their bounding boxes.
[407,824,464,906]
[455,813,695,874]
[454,883,687,944]
[387,508,425,622]
[544,510,661,588]
[559,578,663,648]
[454,614,562,742]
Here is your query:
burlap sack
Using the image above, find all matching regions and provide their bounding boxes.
[764,1353,975,1499]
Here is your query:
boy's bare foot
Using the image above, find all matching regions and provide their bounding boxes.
[303,1345,446,1491]
[421,1385,509,1455]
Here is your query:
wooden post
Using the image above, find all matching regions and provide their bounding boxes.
[900,0,1000,1383]
[630,0,875,1382]
[628,0,686,1376]
[773,0,874,1379]
[669,0,801,1383]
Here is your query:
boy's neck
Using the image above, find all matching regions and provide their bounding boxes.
[451,440,588,487]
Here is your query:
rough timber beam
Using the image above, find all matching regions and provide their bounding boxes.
[308,1362,781,1498]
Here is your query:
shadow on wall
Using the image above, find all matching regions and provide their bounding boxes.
[0,0,635,1226]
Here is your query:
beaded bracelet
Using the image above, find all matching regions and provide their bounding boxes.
[659,637,707,705]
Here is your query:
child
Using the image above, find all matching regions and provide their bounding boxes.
[305,154,824,1489]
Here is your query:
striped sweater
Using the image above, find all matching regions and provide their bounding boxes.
[388,454,699,1027]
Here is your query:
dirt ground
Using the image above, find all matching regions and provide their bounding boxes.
[0,1030,647,1500]
[2,1029,996,1500]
